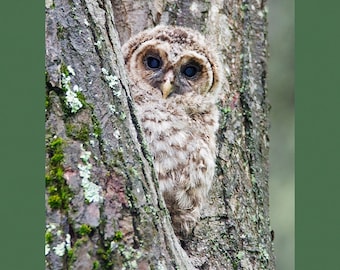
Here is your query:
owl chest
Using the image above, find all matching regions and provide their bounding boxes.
[137,102,217,180]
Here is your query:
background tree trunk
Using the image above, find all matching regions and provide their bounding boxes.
[45,0,274,269]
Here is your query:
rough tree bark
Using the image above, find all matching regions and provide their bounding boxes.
[45,0,274,269]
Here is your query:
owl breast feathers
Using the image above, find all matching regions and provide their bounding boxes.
[122,25,223,237]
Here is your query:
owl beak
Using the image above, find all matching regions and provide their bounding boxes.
[161,71,174,99]
[161,80,174,99]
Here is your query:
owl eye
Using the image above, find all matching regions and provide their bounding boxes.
[181,65,199,78]
[146,56,162,69]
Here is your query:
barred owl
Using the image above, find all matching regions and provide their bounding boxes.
[122,25,223,237]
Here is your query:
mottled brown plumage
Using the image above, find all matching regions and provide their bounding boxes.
[122,25,223,237]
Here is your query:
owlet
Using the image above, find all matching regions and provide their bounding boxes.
[122,25,223,237]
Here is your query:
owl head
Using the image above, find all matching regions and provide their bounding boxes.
[122,25,223,99]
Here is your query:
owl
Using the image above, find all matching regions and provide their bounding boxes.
[122,25,223,237]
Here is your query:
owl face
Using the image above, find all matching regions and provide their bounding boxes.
[122,26,222,99]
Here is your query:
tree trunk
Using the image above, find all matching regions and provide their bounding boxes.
[45,0,274,269]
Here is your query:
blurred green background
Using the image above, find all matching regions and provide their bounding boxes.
[267,0,294,269]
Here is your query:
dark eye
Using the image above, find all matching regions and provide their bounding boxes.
[182,65,199,78]
[146,56,162,69]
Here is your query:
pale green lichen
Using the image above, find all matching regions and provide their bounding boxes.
[46,223,57,232]
[94,35,105,49]
[78,144,103,203]
[46,220,72,258]
[101,68,121,97]
[120,112,126,121]
[65,88,83,113]
[72,84,82,92]
[78,163,91,179]
[110,240,119,251]
[108,104,116,114]
[67,65,75,76]
[113,130,120,139]
[45,0,54,9]
[108,232,142,270]
[80,147,91,162]
[45,223,57,254]
[236,250,245,260]
[78,163,102,203]
[47,232,71,257]
[120,245,142,270]
[65,233,71,250]
[94,40,102,49]
[53,242,66,256]
[45,244,51,255]
[61,65,83,113]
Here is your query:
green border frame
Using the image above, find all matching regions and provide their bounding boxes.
[1,0,340,269]
[296,1,340,269]
[0,2,45,268]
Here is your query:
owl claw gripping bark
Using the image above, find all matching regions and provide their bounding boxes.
[122,25,223,237]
